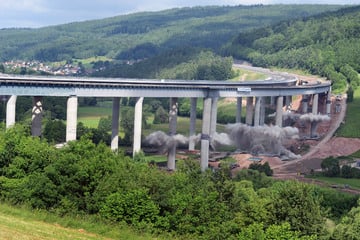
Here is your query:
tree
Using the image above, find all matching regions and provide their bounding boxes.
[249,162,273,176]
[100,188,160,228]
[268,181,325,236]
[321,157,340,177]
[98,116,112,132]
[341,165,353,178]
[0,64,5,73]
[332,200,360,240]
[43,120,66,143]
[153,106,168,124]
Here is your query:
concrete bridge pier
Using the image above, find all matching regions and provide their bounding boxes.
[188,98,197,151]
[236,97,242,123]
[111,97,120,151]
[200,97,212,171]
[275,96,284,127]
[312,94,319,115]
[326,91,331,116]
[210,97,218,138]
[32,96,43,137]
[167,97,178,171]
[270,96,275,108]
[254,97,261,126]
[260,97,266,126]
[133,97,144,157]
[245,97,254,125]
[66,96,78,141]
[301,95,309,113]
[6,95,17,129]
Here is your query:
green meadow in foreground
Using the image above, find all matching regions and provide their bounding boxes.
[0,203,159,240]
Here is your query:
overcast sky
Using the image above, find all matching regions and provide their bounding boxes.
[1,0,359,29]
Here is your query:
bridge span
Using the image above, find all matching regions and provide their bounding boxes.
[0,72,331,171]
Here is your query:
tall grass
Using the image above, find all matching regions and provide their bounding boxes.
[0,203,159,240]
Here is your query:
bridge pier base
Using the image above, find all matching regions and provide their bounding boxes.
[167,98,178,171]
[66,96,78,141]
[32,96,43,137]
[111,97,120,152]
[188,98,197,151]
[201,97,212,171]
[133,97,143,157]
[6,95,17,129]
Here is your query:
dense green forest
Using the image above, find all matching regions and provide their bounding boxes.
[0,5,343,62]
[0,124,359,239]
[224,5,360,93]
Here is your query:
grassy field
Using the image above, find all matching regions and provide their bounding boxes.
[0,203,159,240]
[336,87,360,137]
[306,176,360,190]
[78,106,112,128]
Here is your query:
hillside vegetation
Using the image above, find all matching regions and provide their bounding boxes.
[0,5,343,62]
[224,5,360,93]
[0,124,359,239]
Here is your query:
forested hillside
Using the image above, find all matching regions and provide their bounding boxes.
[0,5,343,62]
[93,48,235,80]
[224,5,360,93]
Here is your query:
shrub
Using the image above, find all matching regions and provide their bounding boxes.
[100,188,159,228]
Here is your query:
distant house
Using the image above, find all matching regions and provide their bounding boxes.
[350,159,360,169]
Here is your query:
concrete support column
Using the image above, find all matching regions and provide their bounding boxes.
[302,95,308,114]
[260,97,266,126]
[275,96,284,127]
[133,97,144,157]
[245,97,254,126]
[270,96,275,107]
[167,98,178,171]
[188,98,197,151]
[236,97,242,123]
[66,96,78,141]
[312,94,319,115]
[32,96,43,137]
[210,97,218,137]
[200,97,212,172]
[6,95,17,129]
[111,97,120,151]
[254,97,261,127]
[326,91,331,116]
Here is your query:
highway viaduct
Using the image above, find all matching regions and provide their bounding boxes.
[0,73,331,171]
